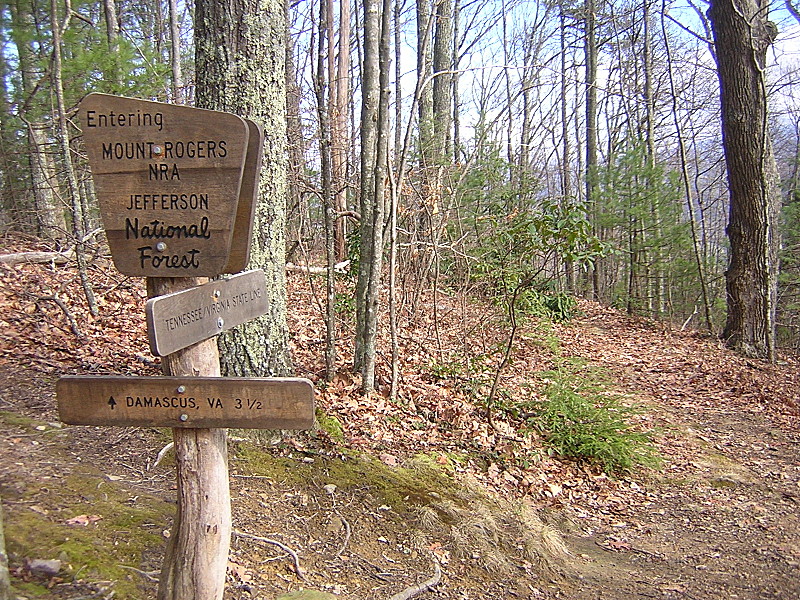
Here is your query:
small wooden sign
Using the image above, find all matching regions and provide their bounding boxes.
[57,376,315,429]
[145,269,269,356]
[81,93,249,277]
[224,119,264,274]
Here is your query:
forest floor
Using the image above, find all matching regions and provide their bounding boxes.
[1,234,799,600]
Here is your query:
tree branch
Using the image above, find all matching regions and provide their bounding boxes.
[233,530,306,580]
[387,559,442,600]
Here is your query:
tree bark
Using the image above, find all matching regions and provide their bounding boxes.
[332,0,351,261]
[355,0,389,392]
[50,0,97,315]
[416,0,434,166]
[28,122,66,242]
[195,0,292,377]
[168,0,183,103]
[584,0,600,301]
[432,0,453,162]
[709,0,780,360]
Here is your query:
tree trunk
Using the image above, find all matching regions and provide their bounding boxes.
[332,0,351,261]
[355,0,389,392]
[584,0,601,301]
[195,0,292,377]
[560,8,575,292]
[168,0,183,103]
[285,1,307,247]
[432,0,453,162]
[416,0,434,166]
[50,0,97,315]
[315,0,337,379]
[709,0,780,360]
[151,277,230,600]
[28,122,66,242]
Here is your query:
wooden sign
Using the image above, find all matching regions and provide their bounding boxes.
[146,269,269,356]
[81,93,249,277]
[56,375,315,429]
[224,119,264,273]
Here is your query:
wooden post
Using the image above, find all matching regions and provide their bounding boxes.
[150,277,230,600]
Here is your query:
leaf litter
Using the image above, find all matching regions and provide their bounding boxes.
[0,235,799,599]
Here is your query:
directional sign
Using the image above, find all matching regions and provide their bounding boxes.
[145,269,269,356]
[56,376,315,429]
[81,93,249,277]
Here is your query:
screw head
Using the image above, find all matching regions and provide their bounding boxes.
[152,145,163,156]
[177,385,186,393]
[217,317,224,329]
[179,414,188,422]
[155,242,167,252]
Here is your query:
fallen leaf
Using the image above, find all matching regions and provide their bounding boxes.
[379,453,398,467]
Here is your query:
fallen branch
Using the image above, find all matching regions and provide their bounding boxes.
[150,442,174,470]
[27,293,83,339]
[335,514,351,558]
[233,530,306,580]
[286,260,350,275]
[119,565,159,582]
[387,558,441,600]
[0,250,74,266]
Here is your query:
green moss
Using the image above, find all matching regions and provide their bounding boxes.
[233,443,459,513]
[277,591,337,600]
[12,580,49,597]
[315,409,345,444]
[6,471,172,599]
[0,410,45,429]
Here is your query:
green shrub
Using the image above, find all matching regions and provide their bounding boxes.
[528,366,660,475]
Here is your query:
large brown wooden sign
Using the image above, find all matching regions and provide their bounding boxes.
[145,269,269,356]
[81,93,250,277]
[57,375,314,429]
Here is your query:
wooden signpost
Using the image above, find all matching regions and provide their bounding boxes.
[56,94,313,600]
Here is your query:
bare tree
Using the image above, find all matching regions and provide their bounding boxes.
[709,0,780,360]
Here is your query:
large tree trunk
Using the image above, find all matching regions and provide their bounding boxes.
[432,0,453,162]
[709,0,780,360]
[416,0,434,166]
[332,0,351,261]
[195,0,292,377]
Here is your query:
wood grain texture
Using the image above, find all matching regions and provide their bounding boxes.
[56,375,314,429]
[145,270,269,356]
[81,93,248,277]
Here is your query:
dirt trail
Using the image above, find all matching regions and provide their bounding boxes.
[1,251,799,599]
[554,306,800,599]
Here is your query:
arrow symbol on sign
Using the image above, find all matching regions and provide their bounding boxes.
[108,396,117,410]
